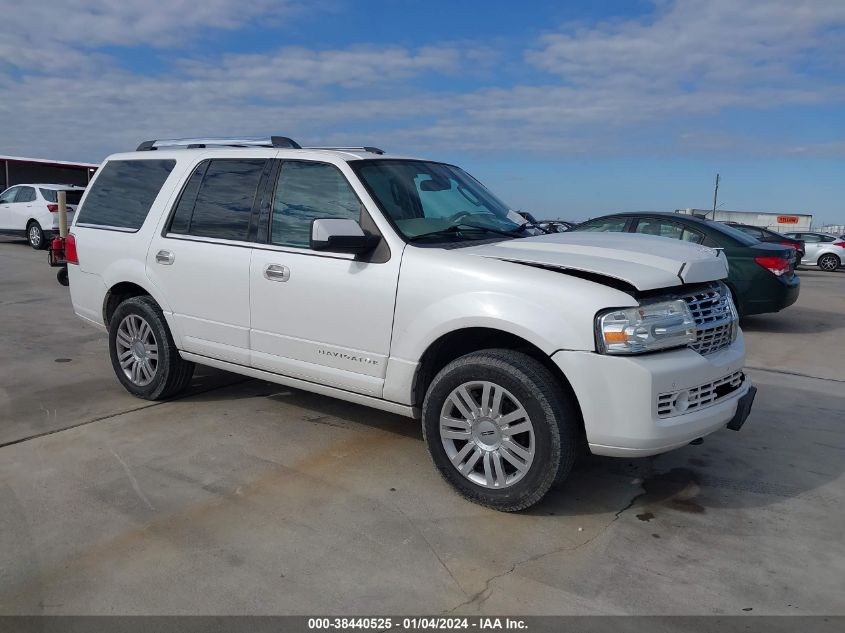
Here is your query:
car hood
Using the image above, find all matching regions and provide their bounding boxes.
[460,232,729,291]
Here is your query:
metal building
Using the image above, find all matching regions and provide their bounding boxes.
[1,155,99,192]
[675,208,813,232]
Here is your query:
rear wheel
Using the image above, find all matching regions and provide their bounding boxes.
[422,349,578,512]
[818,253,840,272]
[27,221,46,250]
[108,295,194,400]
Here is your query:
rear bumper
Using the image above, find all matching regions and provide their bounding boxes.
[552,334,751,457]
[741,274,800,316]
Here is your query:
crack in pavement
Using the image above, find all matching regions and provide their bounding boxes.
[0,377,253,450]
[442,480,650,615]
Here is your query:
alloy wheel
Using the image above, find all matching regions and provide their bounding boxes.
[28,225,41,247]
[115,314,159,386]
[819,255,839,271]
[439,380,535,489]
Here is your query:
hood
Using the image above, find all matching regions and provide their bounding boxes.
[461,232,729,291]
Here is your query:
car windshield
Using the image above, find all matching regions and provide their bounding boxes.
[351,160,527,242]
[41,188,84,205]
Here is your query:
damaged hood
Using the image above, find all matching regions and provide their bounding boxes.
[461,232,729,291]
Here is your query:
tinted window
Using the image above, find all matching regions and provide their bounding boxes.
[40,189,84,205]
[187,159,265,241]
[271,162,361,248]
[733,225,763,238]
[635,218,704,243]
[76,159,175,230]
[801,234,821,243]
[168,161,209,234]
[15,187,36,203]
[820,235,837,243]
[0,187,19,204]
[575,217,629,232]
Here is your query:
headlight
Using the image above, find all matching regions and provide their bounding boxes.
[596,299,697,355]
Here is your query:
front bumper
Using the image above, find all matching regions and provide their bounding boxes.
[552,333,751,457]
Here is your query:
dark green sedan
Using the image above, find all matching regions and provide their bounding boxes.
[571,212,800,317]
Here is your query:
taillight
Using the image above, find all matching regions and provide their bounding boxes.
[835,242,845,249]
[47,204,58,212]
[754,255,789,276]
[779,241,798,249]
[65,233,79,265]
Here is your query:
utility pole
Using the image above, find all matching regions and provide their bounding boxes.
[711,173,720,219]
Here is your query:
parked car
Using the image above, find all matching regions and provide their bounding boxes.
[65,136,754,512]
[537,220,576,233]
[782,231,845,272]
[572,212,800,317]
[0,184,85,249]
[723,222,805,260]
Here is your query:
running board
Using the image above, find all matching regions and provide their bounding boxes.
[179,351,419,419]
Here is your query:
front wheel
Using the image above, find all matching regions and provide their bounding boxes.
[27,222,46,250]
[422,349,578,512]
[108,295,194,400]
[818,254,840,272]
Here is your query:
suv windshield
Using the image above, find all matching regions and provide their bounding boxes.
[351,160,526,242]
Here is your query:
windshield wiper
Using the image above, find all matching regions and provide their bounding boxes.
[408,223,525,242]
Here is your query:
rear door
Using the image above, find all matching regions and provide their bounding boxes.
[147,157,272,366]
[248,159,400,397]
[799,233,822,263]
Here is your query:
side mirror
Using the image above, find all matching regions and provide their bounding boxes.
[310,218,380,255]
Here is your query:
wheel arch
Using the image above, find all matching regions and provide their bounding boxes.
[411,327,585,435]
[103,281,166,330]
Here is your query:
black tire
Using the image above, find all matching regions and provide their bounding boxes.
[27,221,46,250]
[56,267,69,286]
[818,253,840,272]
[421,349,578,512]
[108,295,194,400]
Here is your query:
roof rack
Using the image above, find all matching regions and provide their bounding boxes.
[303,146,385,155]
[136,136,301,151]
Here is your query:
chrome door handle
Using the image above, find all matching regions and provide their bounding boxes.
[264,264,290,282]
[156,250,175,265]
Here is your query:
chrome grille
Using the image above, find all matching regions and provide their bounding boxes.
[681,285,736,355]
[657,371,744,418]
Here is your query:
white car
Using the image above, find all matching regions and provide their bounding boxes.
[64,136,755,511]
[0,183,85,249]
[782,231,845,272]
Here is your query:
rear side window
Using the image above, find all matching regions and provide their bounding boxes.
[15,187,36,203]
[171,159,265,241]
[40,189,84,205]
[76,159,175,230]
[634,218,703,244]
[575,217,629,232]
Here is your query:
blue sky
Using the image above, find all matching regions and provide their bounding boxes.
[0,0,843,223]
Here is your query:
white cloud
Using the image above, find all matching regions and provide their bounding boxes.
[0,0,843,161]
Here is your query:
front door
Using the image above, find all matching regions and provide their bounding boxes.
[249,160,401,397]
[0,186,19,230]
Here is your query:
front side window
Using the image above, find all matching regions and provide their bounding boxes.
[271,161,361,248]
[15,187,36,203]
[76,159,176,230]
[182,159,265,241]
[575,217,629,233]
[351,160,524,243]
[0,187,19,204]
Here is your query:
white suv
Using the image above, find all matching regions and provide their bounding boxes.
[65,136,755,511]
[0,184,86,248]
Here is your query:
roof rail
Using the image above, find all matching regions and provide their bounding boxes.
[136,136,301,151]
[303,146,385,155]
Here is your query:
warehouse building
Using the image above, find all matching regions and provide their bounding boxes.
[1,155,99,192]
[675,208,813,232]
